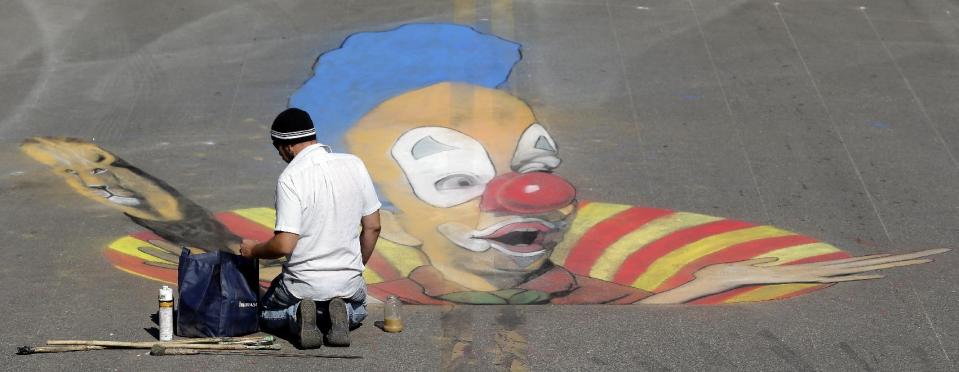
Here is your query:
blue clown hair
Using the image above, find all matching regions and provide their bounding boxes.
[289,23,522,152]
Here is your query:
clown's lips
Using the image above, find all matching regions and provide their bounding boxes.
[474,221,552,254]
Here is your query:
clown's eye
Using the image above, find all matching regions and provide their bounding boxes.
[392,126,496,208]
[65,169,77,175]
[511,123,560,173]
[91,168,107,175]
[435,174,479,191]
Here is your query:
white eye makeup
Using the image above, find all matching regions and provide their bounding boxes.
[392,127,496,208]
[510,123,561,173]
[435,174,482,190]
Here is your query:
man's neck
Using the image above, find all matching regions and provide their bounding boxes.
[289,140,318,158]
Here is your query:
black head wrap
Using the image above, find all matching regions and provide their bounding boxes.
[271,108,316,141]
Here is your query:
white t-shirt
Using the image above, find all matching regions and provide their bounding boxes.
[274,143,381,301]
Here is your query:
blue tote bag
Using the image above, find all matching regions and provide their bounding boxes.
[177,249,259,337]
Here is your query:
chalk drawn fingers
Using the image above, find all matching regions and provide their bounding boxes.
[147,239,182,255]
[138,245,179,264]
[137,244,180,269]
[258,266,282,283]
[741,257,779,267]
[147,239,204,255]
[820,248,949,269]
[765,249,951,284]
[146,238,285,269]
[260,258,286,267]
[690,248,951,292]
[143,261,179,270]
[817,274,884,283]
[821,259,933,276]
[814,253,892,266]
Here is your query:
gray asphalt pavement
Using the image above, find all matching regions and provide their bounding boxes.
[2,0,959,370]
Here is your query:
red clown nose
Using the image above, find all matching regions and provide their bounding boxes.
[480,172,576,214]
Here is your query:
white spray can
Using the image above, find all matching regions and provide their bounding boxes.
[158,285,174,341]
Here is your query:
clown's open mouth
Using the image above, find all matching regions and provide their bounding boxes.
[474,221,551,254]
[491,230,540,246]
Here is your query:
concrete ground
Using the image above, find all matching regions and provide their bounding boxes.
[2,0,959,370]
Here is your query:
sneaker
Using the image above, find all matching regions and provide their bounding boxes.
[325,297,351,346]
[296,299,323,349]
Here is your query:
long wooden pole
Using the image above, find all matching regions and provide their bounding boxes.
[151,346,362,359]
[18,346,107,355]
[47,335,274,346]
[20,335,277,355]
[43,340,279,350]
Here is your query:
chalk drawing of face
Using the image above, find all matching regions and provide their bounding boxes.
[21,137,184,222]
[348,82,578,291]
[391,127,496,209]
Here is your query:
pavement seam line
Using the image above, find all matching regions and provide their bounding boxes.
[775,3,951,366]
[686,0,773,224]
[861,7,959,171]
[224,1,263,128]
[859,6,954,366]
[774,3,893,242]
[0,0,53,135]
[603,0,656,202]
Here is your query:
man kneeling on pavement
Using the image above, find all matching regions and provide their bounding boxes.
[241,108,382,348]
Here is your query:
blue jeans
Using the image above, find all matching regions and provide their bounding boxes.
[259,275,368,337]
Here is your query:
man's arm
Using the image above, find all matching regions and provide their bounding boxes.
[638,248,949,304]
[239,232,299,260]
[360,210,381,265]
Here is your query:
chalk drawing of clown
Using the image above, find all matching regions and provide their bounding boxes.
[21,24,947,305]
[298,23,949,305]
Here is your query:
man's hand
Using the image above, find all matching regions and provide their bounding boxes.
[240,238,260,259]
[640,248,949,304]
[694,248,949,287]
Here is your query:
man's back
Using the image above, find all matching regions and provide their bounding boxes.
[274,144,381,301]
[252,108,381,348]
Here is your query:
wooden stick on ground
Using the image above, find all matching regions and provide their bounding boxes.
[48,335,274,346]
[36,340,279,350]
[19,343,280,354]
[150,346,362,359]
[17,342,279,355]
[156,344,281,351]
[17,346,107,355]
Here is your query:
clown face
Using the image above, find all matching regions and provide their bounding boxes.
[347,82,578,291]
